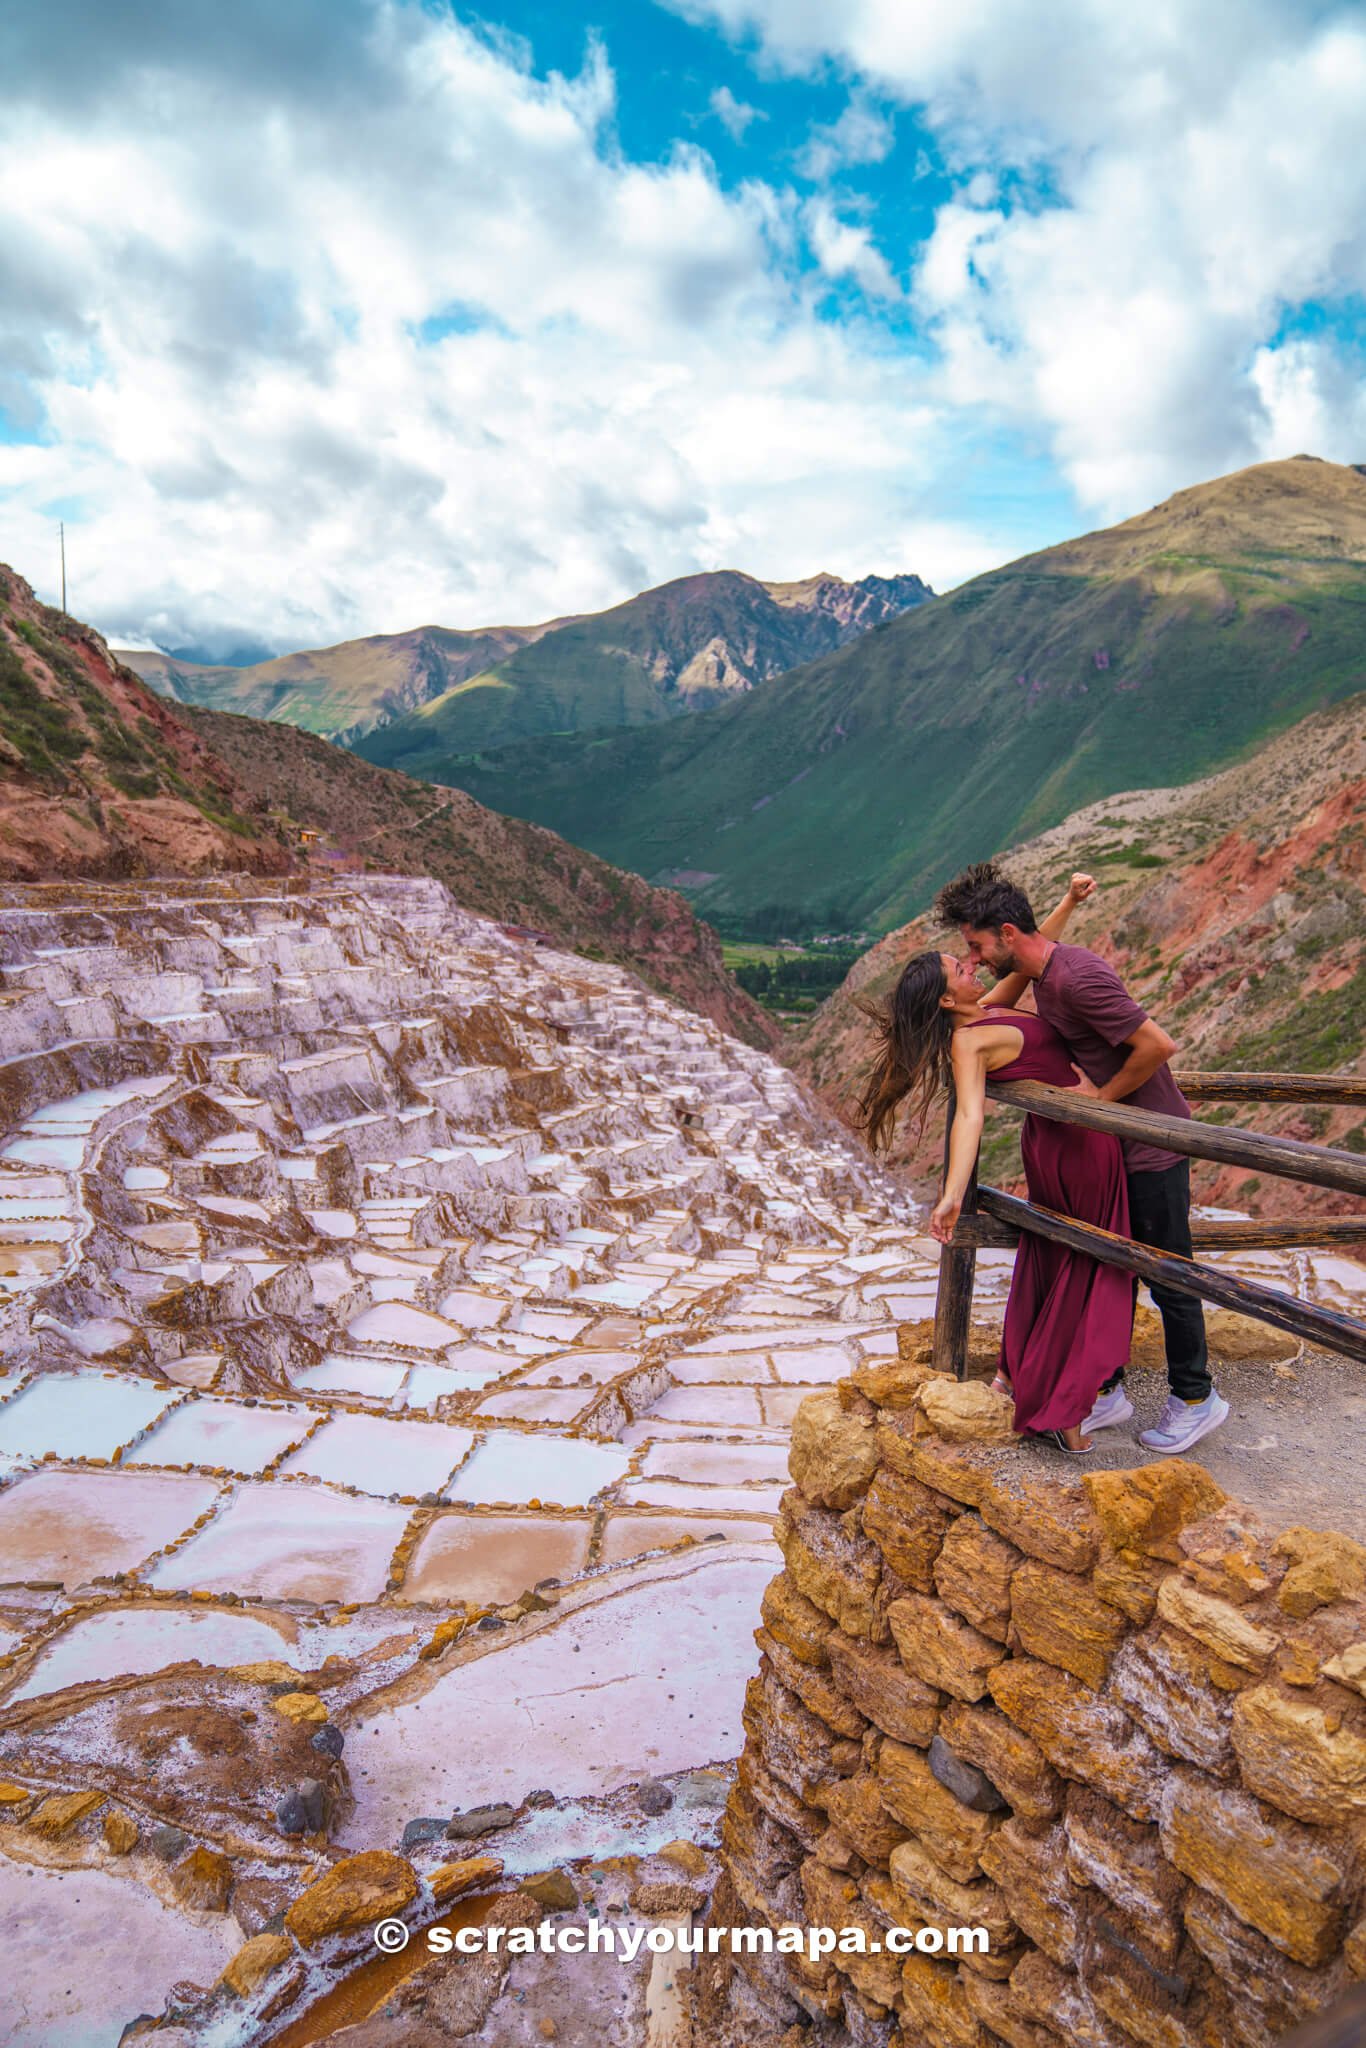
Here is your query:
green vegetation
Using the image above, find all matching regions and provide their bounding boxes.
[731,946,862,1014]
[0,637,85,778]
[417,461,1366,935]
[1228,960,1366,1072]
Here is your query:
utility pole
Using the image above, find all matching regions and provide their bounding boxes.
[60,523,66,613]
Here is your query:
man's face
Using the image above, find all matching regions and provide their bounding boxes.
[962,923,1018,976]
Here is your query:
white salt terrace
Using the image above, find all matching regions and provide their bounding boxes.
[0,873,1361,2044]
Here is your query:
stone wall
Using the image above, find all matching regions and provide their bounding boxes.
[701,1333,1366,2048]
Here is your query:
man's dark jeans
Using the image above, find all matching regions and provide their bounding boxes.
[1100,1159,1212,1402]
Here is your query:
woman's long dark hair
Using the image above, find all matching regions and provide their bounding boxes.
[855,950,954,1154]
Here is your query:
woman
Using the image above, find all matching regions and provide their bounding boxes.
[856,873,1131,1453]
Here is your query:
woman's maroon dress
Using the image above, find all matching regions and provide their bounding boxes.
[963,1009,1132,1434]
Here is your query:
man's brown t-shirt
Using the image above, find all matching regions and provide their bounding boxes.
[1030,942,1189,1174]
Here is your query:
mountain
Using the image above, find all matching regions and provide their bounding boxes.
[116,618,569,745]
[119,569,931,761]
[352,567,934,774]
[793,687,1366,1214]
[184,706,778,1049]
[434,456,1366,936]
[0,560,774,1046]
[0,566,290,879]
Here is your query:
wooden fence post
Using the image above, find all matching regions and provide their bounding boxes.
[932,1084,980,1381]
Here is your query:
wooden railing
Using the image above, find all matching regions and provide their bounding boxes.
[932,1069,1366,1377]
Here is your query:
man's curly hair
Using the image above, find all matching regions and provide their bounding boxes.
[934,860,1038,934]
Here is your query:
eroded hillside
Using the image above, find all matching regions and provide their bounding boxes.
[0,568,289,881]
[794,691,1366,1216]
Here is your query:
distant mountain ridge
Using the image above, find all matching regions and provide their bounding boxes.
[429,456,1366,935]
[118,566,932,758]
[0,560,773,1044]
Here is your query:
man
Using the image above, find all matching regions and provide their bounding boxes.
[935,862,1228,1454]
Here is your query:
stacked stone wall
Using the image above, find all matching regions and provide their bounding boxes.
[702,1333,1366,2048]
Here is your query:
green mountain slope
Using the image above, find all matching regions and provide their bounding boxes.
[117,620,568,743]
[435,456,1366,935]
[352,569,933,773]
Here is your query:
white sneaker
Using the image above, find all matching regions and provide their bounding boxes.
[1082,1386,1134,1433]
[1139,1391,1229,1454]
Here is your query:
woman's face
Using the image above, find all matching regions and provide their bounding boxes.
[939,951,984,1007]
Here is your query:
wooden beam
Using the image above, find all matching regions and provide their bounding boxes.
[1174,1070,1366,1104]
[976,1186,1366,1365]
[950,1214,1366,1251]
[932,1084,979,1382]
[986,1079,1366,1200]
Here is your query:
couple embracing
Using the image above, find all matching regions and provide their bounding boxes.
[859,862,1229,1457]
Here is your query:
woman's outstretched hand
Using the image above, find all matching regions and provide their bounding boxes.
[930,1192,962,1244]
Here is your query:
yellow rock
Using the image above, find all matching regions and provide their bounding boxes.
[419,1616,467,1661]
[760,1572,832,1668]
[861,1466,952,1592]
[0,1781,32,1807]
[220,1932,294,1998]
[933,1512,1020,1642]
[1321,1642,1366,1698]
[917,1377,1016,1445]
[1092,1541,1169,1626]
[886,1592,1005,1703]
[1346,1914,1366,1979]
[899,1949,986,2047]
[974,1454,1099,1573]
[876,1740,999,1883]
[788,1392,878,1509]
[272,1690,328,1723]
[285,1850,419,1946]
[825,1629,940,1748]
[849,1356,940,1410]
[28,1789,104,1837]
[1155,1576,1278,1671]
[938,1701,1063,1826]
[1272,1527,1366,1618]
[779,1496,881,1640]
[1158,1765,1352,1967]
[1009,1560,1127,1690]
[887,1835,1018,1952]
[171,1844,234,1912]
[656,1838,708,1878]
[1082,1461,1226,1563]
[229,1660,303,1684]
[820,1771,908,1868]
[988,1657,1164,1822]
[103,1809,139,1854]
[428,1853,503,1904]
[978,1821,1087,1968]
[1231,1684,1366,1826]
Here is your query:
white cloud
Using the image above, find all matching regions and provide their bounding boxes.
[673,0,1366,518]
[794,94,894,182]
[709,84,764,140]
[0,3,936,651]
[805,199,901,300]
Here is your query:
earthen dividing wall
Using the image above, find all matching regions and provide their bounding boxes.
[702,1334,1366,2048]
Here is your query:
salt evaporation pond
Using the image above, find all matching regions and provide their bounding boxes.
[279,1410,475,1496]
[340,1549,773,1842]
[7,1602,297,1702]
[443,1430,629,1507]
[0,1372,181,1462]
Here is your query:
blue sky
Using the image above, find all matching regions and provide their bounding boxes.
[1,0,1363,656]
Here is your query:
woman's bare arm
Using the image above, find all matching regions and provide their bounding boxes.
[980,871,1096,1009]
[929,1032,989,1244]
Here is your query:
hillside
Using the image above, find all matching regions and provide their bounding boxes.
[437,456,1366,935]
[117,618,567,744]
[0,566,290,879]
[184,706,778,1049]
[352,567,933,772]
[793,688,1366,1215]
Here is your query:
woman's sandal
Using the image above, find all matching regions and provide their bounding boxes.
[1034,1428,1093,1456]
[991,1372,1012,1398]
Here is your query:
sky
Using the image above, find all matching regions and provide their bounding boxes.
[2,0,1364,660]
